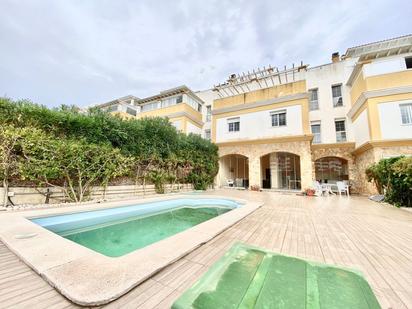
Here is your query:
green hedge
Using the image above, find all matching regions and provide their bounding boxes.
[366,156,412,207]
[0,98,219,203]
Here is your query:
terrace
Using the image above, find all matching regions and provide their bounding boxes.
[1,190,412,308]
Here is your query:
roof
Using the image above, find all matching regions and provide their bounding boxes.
[136,85,205,105]
[344,34,412,58]
[90,85,205,110]
[90,95,140,109]
[345,34,412,86]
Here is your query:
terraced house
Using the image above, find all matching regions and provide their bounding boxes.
[94,35,412,195]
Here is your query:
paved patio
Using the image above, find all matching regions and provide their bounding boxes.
[1,190,412,308]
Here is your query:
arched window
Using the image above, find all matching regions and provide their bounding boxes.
[219,155,249,188]
[315,157,348,183]
[261,152,301,190]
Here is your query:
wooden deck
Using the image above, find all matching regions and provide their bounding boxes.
[1,190,412,308]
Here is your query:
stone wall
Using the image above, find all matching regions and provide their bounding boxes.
[0,184,193,206]
[311,144,358,192]
[355,145,412,195]
[218,140,412,195]
[354,148,377,195]
[218,139,312,189]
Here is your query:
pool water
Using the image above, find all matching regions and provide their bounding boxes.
[59,206,231,257]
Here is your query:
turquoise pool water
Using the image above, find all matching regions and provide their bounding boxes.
[31,198,238,257]
[63,207,230,257]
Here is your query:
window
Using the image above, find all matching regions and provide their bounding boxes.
[332,85,343,107]
[206,106,212,122]
[406,57,412,69]
[141,101,159,112]
[126,107,137,116]
[271,110,287,127]
[204,129,211,140]
[161,96,180,108]
[186,95,202,112]
[315,157,349,182]
[228,117,240,132]
[107,104,118,112]
[311,122,321,144]
[309,89,319,110]
[335,119,346,142]
[400,103,412,124]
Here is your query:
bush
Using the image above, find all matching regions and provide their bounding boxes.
[18,128,130,202]
[366,156,412,207]
[0,98,219,197]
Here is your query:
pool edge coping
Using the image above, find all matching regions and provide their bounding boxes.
[0,194,263,306]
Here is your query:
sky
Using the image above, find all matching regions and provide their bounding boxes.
[0,0,411,108]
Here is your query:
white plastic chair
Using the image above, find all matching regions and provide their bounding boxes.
[227,179,234,187]
[313,181,328,196]
[336,181,350,196]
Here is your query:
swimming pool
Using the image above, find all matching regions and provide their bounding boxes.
[31,198,240,257]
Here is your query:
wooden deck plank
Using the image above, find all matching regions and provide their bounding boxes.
[1,191,412,308]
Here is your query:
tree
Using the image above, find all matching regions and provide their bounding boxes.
[20,132,130,202]
[0,126,27,206]
[178,133,219,190]
[1,98,220,195]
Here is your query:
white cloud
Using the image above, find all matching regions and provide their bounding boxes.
[0,0,410,107]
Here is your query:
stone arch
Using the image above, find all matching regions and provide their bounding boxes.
[218,148,250,159]
[216,139,313,190]
[311,145,357,191]
[255,145,307,159]
[312,149,354,163]
[217,154,249,188]
[314,156,349,182]
[260,152,302,190]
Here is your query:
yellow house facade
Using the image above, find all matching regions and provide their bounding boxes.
[92,35,412,195]
[201,35,412,194]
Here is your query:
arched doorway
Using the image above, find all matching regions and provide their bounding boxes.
[260,152,301,190]
[219,154,249,188]
[315,156,348,183]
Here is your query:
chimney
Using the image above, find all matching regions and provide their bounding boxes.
[332,52,340,63]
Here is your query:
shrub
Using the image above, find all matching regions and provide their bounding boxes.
[178,133,219,190]
[0,98,219,195]
[19,129,130,202]
[366,156,412,207]
[0,126,31,206]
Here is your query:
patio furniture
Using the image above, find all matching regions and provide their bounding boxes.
[321,183,336,195]
[336,181,350,196]
[313,181,328,196]
[227,179,234,187]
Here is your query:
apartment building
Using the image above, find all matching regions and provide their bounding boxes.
[94,86,204,135]
[94,35,412,195]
